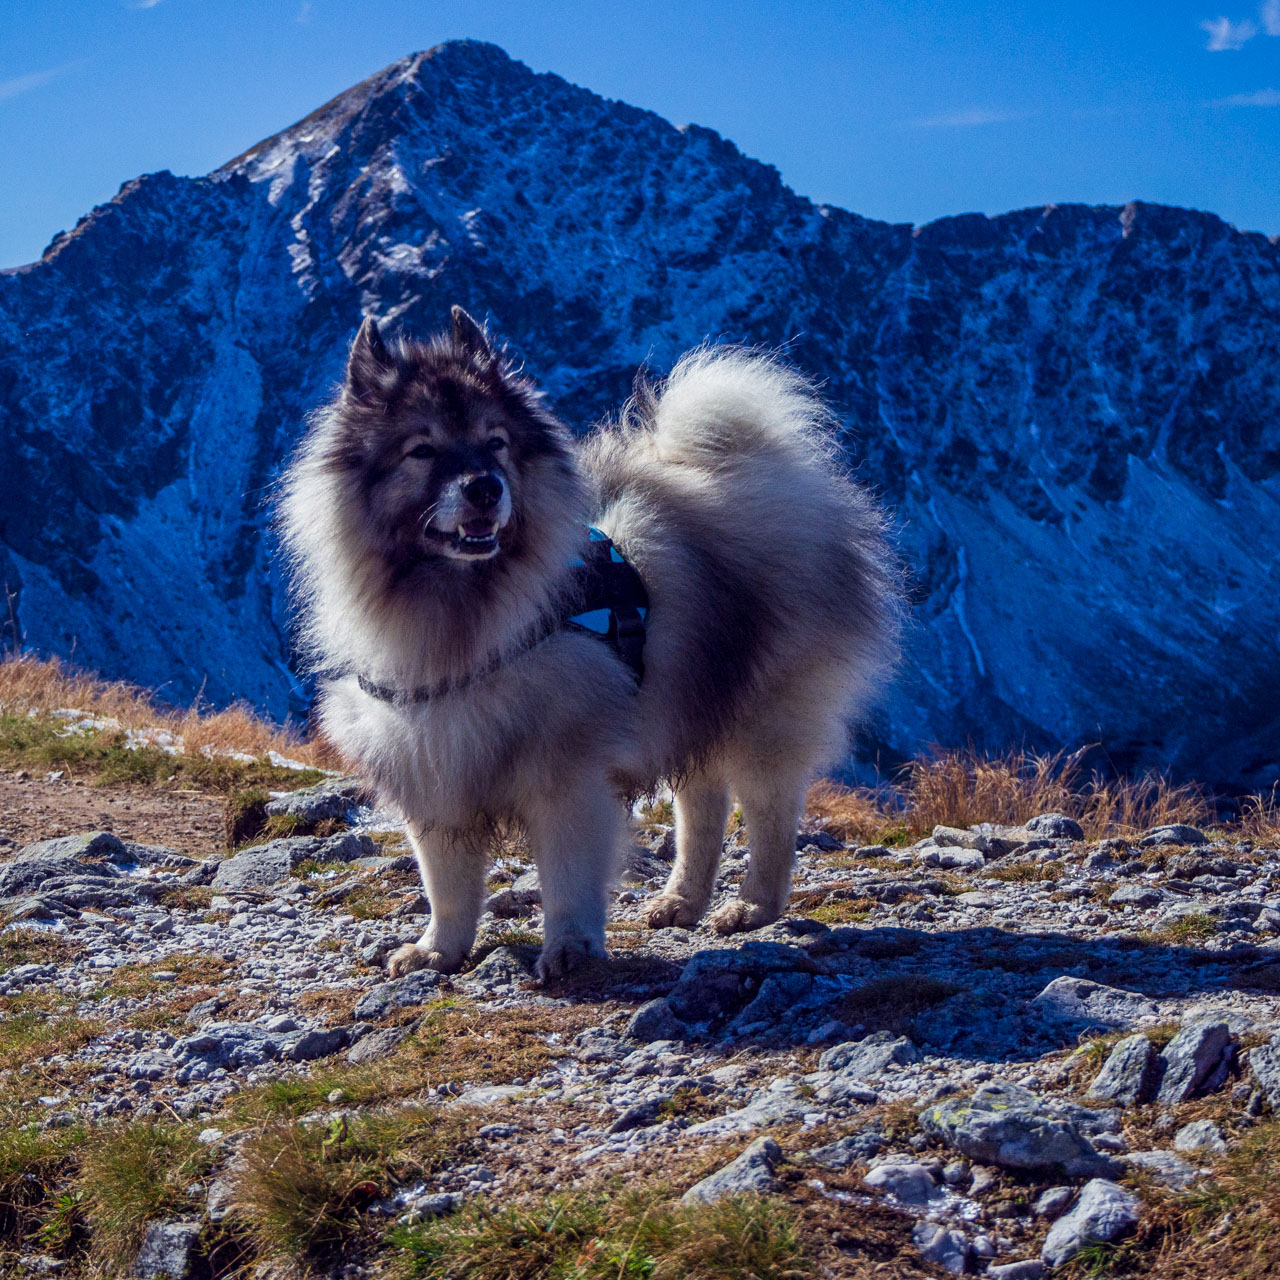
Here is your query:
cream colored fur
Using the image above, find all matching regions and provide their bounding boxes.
[282,340,899,981]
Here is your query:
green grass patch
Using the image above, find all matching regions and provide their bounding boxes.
[388,1188,817,1280]
[1140,914,1218,945]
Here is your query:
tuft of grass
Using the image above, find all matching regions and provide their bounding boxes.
[983,860,1065,883]
[836,975,961,1035]
[233,1109,472,1269]
[0,1008,103,1075]
[0,1114,82,1249]
[1140,914,1218,945]
[388,1188,817,1280]
[77,1122,209,1271]
[0,927,82,973]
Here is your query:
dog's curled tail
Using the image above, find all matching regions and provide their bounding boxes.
[645,348,835,472]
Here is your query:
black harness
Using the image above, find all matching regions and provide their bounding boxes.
[353,526,648,706]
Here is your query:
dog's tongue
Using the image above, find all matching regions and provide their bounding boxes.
[461,520,495,537]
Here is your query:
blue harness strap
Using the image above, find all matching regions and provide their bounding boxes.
[565,526,649,680]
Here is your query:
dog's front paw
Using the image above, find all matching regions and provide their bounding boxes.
[708,900,780,936]
[387,943,463,977]
[535,934,606,983]
[643,892,705,930]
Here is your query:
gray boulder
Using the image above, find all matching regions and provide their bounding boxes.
[1086,1033,1157,1105]
[134,1220,202,1279]
[264,776,366,822]
[212,832,376,892]
[1041,1179,1139,1268]
[1141,824,1207,846]
[1155,1019,1232,1104]
[1108,886,1166,909]
[625,997,686,1043]
[865,1159,939,1205]
[1122,1149,1203,1189]
[347,1024,413,1064]
[1025,813,1085,841]
[919,1082,1114,1176]
[987,1263,1046,1280]
[682,1137,781,1203]
[819,1031,921,1077]
[684,1089,811,1138]
[1030,976,1157,1031]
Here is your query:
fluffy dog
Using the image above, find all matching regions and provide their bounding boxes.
[280,308,899,979]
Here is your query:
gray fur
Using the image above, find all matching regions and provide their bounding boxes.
[280,316,900,979]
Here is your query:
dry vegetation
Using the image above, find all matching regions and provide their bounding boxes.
[807,745,1280,847]
[0,652,335,770]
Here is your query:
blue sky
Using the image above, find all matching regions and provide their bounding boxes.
[2,0,1278,268]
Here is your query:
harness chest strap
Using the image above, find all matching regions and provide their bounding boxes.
[348,526,648,706]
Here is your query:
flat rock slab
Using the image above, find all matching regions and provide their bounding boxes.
[1041,1179,1139,1268]
[212,833,376,892]
[682,1136,781,1203]
[684,1089,811,1138]
[919,1082,1114,1176]
[265,777,366,822]
[1030,976,1157,1031]
[354,969,445,1020]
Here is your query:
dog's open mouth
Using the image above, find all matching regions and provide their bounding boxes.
[425,519,501,559]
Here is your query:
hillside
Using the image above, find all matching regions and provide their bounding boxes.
[1,40,1279,785]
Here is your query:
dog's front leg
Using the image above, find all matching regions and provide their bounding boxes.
[524,776,624,981]
[387,823,488,977]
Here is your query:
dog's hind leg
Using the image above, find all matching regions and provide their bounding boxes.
[387,824,488,977]
[708,765,806,935]
[525,775,625,982]
[644,769,731,930]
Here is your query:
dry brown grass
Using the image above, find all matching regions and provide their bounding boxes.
[807,746,1219,845]
[0,652,336,768]
[1240,785,1280,846]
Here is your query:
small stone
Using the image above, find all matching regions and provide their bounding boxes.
[987,1262,1046,1280]
[911,1221,968,1274]
[1122,1149,1203,1189]
[1108,886,1165,909]
[1173,1119,1228,1155]
[1246,1036,1280,1107]
[865,1160,938,1205]
[1033,1186,1075,1218]
[682,1137,781,1203]
[625,998,686,1042]
[1025,813,1084,841]
[1041,1179,1139,1268]
[134,1220,202,1279]
[347,1025,412,1064]
[807,1129,887,1169]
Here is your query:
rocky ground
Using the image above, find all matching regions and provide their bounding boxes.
[4,761,1280,1278]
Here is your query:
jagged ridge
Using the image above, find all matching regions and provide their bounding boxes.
[1,40,1278,786]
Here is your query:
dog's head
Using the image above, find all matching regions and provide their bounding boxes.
[321,308,578,577]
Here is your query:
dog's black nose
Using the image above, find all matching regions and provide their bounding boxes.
[461,472,503,509]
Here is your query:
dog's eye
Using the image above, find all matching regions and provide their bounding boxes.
[405,442,436,460]
[487,437,508,452]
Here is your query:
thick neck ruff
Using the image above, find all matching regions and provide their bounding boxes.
[347,526,649,706]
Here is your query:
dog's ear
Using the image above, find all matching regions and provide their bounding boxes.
[450,306,493,364]
[346,316,394,402]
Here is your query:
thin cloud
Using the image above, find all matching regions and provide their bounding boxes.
[0,60,84,103]
[297,0,313,22]
[131,0,167,9]
[1211,86,1280,104]
[1202,15,1259,48]
[910,108,1024,129]
[1263,0,1280,34]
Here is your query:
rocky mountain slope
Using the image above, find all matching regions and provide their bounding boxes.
[2,40,1278,786]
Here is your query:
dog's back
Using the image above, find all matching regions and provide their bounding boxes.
[582,348,900,787]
